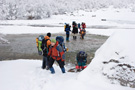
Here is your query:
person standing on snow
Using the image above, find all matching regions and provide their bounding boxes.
[65,24,71,42]
[48,39,66,74]
[41,33,51,70]
[80,29,86,40]
[81,22,86,29]
[72,25,78,40]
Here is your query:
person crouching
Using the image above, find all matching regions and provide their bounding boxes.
[48,39,66,74]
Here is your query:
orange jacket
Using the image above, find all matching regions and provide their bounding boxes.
[44,36,51,48]
[48,41,65,61]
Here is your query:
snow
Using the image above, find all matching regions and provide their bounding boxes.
[1,0,135,20]
[0,7,135,90]
[78,30,135,89]
[0,7,135,36]
[0,59,134,90]
[0,60,79,90]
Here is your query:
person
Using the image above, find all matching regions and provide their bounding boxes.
[80,29,86,40]
[72,25,78,40]
[76,51,87,71]
[48,39,66,74]
[41,32,51,70]
[81,22,86,29]
[65,24,71,42]
[78,23,81,30]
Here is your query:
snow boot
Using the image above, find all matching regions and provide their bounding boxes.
[50,67,55,74]
[61,67,66,73]
[75,36,77,40]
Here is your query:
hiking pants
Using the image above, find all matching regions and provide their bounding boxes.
[66,34,69,41]
[49,57,64,68]
[82,34,85,39]
[42,56,49,69]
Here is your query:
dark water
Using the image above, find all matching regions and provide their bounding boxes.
[0,34,108,64]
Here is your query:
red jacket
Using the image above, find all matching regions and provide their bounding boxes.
[82,23,86,29]
[48,41,65,61]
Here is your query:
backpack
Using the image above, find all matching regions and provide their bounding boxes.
[56,36,67,52]
[77,51,87,62]
[64,24,69,31]
[41,38,50,56]
[80,29,86,35]
[37,35,44,55]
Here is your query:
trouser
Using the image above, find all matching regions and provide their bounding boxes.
[81,34,85,39]
[77,62,86,70]
[73,34,77,40]
[66,34,69,41]
[49,57,65,73]
[42,56,49,69]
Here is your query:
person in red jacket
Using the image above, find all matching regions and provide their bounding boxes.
[48,39,65,74]
[81,22,86,29]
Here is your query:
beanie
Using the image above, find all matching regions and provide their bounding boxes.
[47,32,51,37]
[51,39,56,43]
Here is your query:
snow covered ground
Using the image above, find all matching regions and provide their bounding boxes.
[0,7,135,36]
[0,7,135,90]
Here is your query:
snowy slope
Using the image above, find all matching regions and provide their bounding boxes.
[78,30,135,88]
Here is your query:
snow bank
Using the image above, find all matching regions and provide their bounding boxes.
[78,30,135,88]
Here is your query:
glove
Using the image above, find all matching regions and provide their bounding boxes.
[66,48,69,52]
[61,59,65,61]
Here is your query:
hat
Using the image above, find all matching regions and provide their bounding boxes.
[47,32,51,37]
[51,39,56,43]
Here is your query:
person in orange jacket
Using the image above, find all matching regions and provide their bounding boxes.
[48,39,65,74]
[41,33,51,70]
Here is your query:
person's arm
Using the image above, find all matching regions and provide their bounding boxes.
[47,40,51,48]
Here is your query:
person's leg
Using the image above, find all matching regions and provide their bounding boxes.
[66,34,68,41]
[73,35,75,40]
[67,34,69,41]
[56,60,65,73]
[75,34,77,40]
[46,56,50,70]
[42,56,46,69]
[82,34,84,39]
[49,58,55,74]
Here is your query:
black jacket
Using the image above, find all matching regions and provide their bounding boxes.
[72,27,78,34]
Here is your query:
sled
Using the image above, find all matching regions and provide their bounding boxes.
[68,65,87,72]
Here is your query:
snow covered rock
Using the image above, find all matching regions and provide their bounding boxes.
[79,30,135,88]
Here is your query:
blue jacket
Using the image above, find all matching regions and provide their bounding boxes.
[65,27,71,34]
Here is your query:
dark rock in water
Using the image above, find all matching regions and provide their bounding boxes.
[101,19,107,21]
[92,15,96,17]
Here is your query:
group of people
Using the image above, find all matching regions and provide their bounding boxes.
[64,21,86,42]
[36,21,87,74]
[36,33,66,74]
